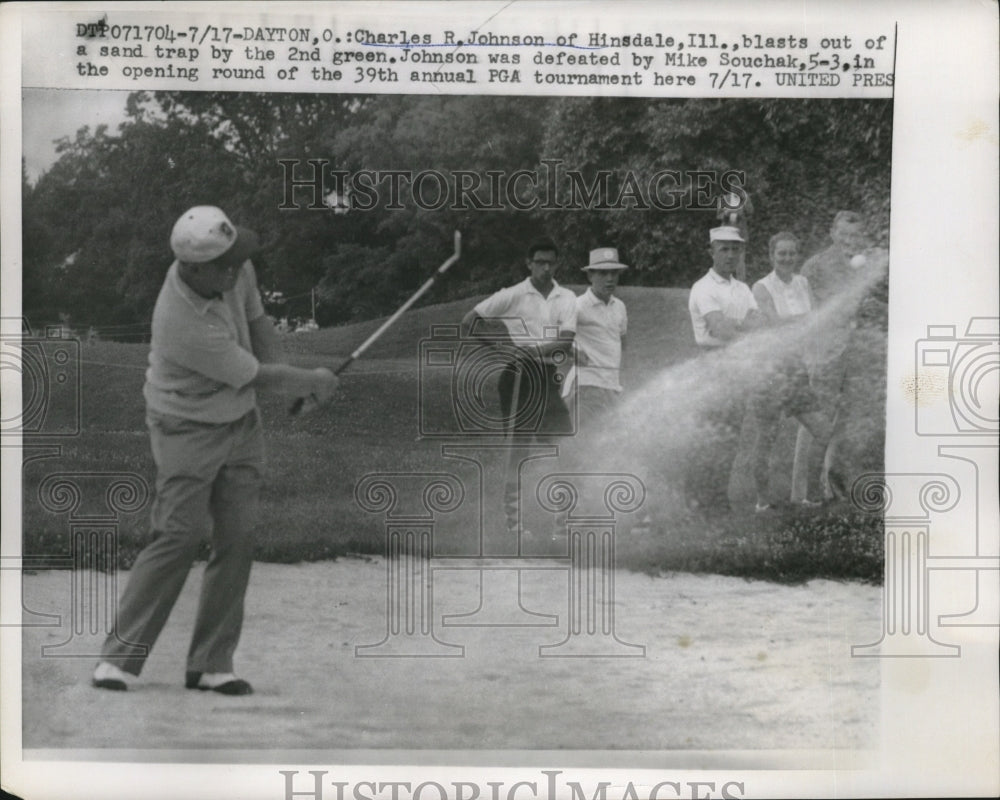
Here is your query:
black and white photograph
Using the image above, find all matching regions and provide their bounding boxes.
[2,2,997,799]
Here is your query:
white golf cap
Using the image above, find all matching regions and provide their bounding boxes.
[582,247,629,271]
[709,225,745,243]
[170,206,260,264]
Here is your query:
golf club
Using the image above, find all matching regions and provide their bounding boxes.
[291,230,462,416]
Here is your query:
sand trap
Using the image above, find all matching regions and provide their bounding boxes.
[21,560,880,753]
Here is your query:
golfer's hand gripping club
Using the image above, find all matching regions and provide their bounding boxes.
[293,367,339,416]
[290,230,462,417]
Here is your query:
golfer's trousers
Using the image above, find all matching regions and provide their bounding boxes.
[101,408,263,676]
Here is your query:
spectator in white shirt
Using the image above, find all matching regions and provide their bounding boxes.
[685,225,763,515]
[461,237,577,436]
[563,247,629,428]
[461,238,577,540]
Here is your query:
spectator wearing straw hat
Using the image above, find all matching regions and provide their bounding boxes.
[685,225,763,514]
[562,247,629,429]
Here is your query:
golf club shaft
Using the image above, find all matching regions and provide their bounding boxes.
[290,230,461,416]
[503,365,523,531]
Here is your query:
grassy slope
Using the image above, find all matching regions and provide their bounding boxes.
[280,285,700,367]
[22,286,883,582]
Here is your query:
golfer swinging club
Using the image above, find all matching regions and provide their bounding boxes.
[92,206,338,695]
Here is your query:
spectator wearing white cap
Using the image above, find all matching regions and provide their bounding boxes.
[92,206,339,696]
[562,247,629,428]
[688,225,760,347]
[684,225,763,514]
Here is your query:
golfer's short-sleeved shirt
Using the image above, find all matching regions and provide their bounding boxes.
[753,271,812,318]
[473,277,577,343]
[573,288,627,392]
[144,260,266,423]
[688,268,757,347]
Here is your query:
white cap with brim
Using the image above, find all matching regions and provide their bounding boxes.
[709,225,745,243]
[582,247,629,271]
[170,206,260,264]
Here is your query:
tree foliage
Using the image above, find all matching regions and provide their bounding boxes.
[536,97,891,286]
[22,93,891,332]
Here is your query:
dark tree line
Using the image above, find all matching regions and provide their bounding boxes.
[22,93,891,334]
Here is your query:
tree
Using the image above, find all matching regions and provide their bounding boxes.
[22,94,892,329]
[25,112,249,332]
[315,94,555,322]
[536,98,892,286]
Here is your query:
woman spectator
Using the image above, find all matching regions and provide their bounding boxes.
[750,232,836,512]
